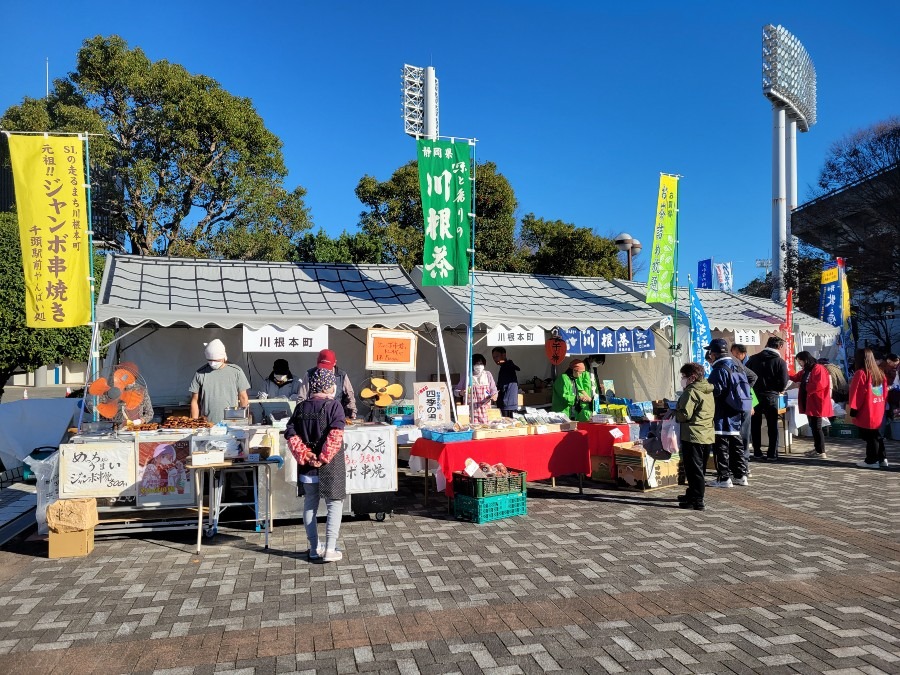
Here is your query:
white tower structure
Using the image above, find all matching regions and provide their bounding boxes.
[402,64,439,140]
[762,24,817,303]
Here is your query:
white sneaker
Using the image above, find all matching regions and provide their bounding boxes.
[879,459,890,468]
[857,460,880,469]
[733,476,749,486]
[323,549,343,563]
[707,478,733,488]
[307,543,325,560]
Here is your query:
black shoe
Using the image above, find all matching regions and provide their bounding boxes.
[752,454,764,461]
[677,494,689,503]
[679,500,705,510]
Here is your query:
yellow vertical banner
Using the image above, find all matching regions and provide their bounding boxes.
[7,134,92,328]
[645,174,678,303]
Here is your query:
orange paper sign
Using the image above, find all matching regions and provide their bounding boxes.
[372,336,412,363]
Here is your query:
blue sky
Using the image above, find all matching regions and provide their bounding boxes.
[2,1,898,290]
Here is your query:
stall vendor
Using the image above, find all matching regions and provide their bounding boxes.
[552,358,597,422]
[456,353,498,424]
[189,339,250,423]
[298,349,357,420]
[258,358,302,400]
[492,347,521,418]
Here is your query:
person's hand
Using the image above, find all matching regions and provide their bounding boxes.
[258,391,268,400]
[491,394,498,402]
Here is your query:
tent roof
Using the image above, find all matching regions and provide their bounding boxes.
[411,267,665,331]
[612,280,839,336]
[96,255,441,330]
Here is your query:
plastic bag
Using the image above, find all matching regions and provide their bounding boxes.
[661,417,681,454]
[24,451,59,536]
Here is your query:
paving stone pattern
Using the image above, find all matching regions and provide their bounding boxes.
[0,436,898,674]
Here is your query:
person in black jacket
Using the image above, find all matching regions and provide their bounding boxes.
[745,336,789,460]
[730,343,758,467]
[492,347,521,417]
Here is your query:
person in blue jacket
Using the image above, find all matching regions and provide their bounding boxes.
[705,338,752,488]
[492,347,521,417]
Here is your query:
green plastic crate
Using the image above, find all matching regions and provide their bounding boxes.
[453,492,527,524]
[385,404,415,416]
[452,469,526,498]
[828,422,858,438]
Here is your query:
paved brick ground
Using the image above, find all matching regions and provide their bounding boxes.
[0,435,898,674]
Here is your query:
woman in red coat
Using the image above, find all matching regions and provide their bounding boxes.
[790,351,834,458]
[848,348,887,468]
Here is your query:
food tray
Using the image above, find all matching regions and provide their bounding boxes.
[422,429,474,443]
[453,468,526,498]
[472,427,527,440]
[453,492,527,524]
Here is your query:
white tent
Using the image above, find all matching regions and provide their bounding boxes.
[410,267,674,401]
[95,255,451,407]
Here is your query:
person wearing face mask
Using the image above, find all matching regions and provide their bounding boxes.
[189,338,250,423]
[258,359,302,400]
[456,353,498,424]
[551,359,596,422]
[675,362,715,511]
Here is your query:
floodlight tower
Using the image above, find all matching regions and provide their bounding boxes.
[762,24,817,303]
[402,64,439,139]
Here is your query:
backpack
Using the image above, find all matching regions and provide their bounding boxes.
[724,365,753,413]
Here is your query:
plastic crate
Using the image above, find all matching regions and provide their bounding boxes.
[828,422,858,438]
[422,429,474,443]
[453,492,527,524]
[385,404,415,416]
[452,469,527,498]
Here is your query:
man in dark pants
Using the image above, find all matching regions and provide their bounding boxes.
[730,343,758,470]
[705,339,752,487]
[746,336,789,460]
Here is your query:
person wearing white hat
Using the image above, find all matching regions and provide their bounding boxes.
[189,338,250,423]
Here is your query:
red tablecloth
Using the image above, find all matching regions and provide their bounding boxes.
[410,430,590,497]
[577,422,631,456]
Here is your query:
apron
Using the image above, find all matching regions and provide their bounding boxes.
[470,381,492,424]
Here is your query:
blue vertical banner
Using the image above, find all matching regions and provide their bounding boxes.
[558,328,581,354]
[697,259,713,289]
[688,278,712,375]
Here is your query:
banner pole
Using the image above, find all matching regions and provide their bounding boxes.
[467,140,477,424]
[83,133,100,421]
[672,177,680,395]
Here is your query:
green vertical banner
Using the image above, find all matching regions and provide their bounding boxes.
[646,174,678,303]
[417,139,471,286]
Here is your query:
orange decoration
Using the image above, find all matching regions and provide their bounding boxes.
[545,337,568,366]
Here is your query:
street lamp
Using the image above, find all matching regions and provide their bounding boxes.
[615,232,642,281]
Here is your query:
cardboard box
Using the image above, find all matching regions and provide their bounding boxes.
[46,498,98,533]
[616,456,679,491]
[590,455,616,483]
[521,391,552,407]
[49,527,95,559]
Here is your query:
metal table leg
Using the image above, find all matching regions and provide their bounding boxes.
[195,469,204,554]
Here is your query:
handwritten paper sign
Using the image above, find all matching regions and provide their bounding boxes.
[59,442,136,498]
[343,425,397,494]
[414,381,452,425]
[365,329,417,371]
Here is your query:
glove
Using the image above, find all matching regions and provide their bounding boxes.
[849,408,857,418]
[133,418,142,425]
[258,391,268,400]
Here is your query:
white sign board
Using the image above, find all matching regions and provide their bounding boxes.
[365,329,418,372]
[413,381,453,425]
[486,325,542,347]
[734,329,760,345]
[59,442,136,498]
[343,425,397,494]
[822,335,836,347]
[243,325,328,353]
[801,333,816,346]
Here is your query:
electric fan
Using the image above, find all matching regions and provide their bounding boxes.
[359,377,404,407]
[84,362,150,427]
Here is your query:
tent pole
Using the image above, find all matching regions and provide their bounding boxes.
[435,322,456,423]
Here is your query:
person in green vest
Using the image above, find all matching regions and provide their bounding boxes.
[552,359,597,421]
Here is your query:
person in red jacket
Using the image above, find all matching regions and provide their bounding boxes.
[848,348,888,469]
[789,351,834,458]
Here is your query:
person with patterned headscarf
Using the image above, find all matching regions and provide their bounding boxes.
[284,367,346,562]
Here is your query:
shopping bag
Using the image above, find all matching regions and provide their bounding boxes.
[661,416,681,454]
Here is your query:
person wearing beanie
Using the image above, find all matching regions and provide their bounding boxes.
[284,367,347,562]
[297,349,357,420]
[258,359,302,401]
[189,338,250,423]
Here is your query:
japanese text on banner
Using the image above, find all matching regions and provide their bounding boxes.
[646,174,678,303]
[7,134,92,327]
[417,139,471,286]
[688,279,712,375]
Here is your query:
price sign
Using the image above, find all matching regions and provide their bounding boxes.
[59,442,136,498]
[365,329,418,371]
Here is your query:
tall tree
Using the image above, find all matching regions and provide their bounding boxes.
[0,213,97,400]
[356,160,524,272]
[296,229,383,265]
[1,35,311,256]
[519,214,626,278]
